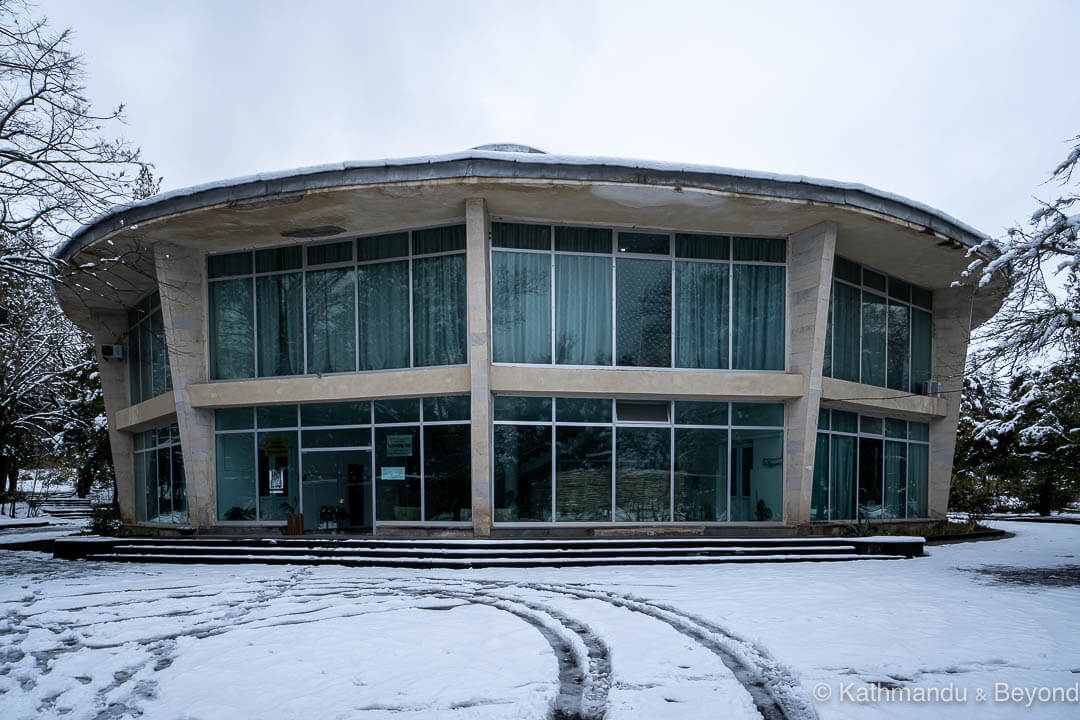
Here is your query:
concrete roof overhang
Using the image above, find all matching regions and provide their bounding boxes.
[53,149,1008,328]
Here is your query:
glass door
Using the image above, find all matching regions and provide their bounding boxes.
[301,450,373,533]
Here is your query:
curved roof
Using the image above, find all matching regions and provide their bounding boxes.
[55,147,993,263]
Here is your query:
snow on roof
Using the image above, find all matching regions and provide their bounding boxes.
[56,147,993,262]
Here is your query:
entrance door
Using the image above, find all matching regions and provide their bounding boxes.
[301,450,372,533]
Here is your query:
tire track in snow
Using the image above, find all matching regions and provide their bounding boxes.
[495,581,819,720]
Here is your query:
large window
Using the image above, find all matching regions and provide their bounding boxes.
[811,408,930,521]
[206,225,467,380]
[127,292,172,404]
[490,223,787,370]
[213,396,470,525]
[824,257,933,393]
[133,423,186,523]
[493,397,785,523]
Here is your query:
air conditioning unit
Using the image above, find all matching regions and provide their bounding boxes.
[922,380,942,398]
[100,344,124,360]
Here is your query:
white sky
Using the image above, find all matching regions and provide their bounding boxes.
[35,0,1080,239]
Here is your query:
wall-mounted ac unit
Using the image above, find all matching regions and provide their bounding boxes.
[100,344,124,360]
[922,380,942,398]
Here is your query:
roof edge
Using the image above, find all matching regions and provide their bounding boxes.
[55,150,995,263]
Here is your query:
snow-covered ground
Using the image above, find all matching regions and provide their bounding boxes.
[1,521,1078,719]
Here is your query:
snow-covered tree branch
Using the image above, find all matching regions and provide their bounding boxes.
[965,135,1080,371]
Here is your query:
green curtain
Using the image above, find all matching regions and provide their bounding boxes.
[884,440,906,518]
[732,265,785,370]
[674,261,729,369]
[829,435,856,520]
[256,273,303,377]
[910,309,932,392]
[209,278,255,380]
[306,268,356,373]
[492,251,552,363]
[616,258,671,367]
[358,260,409,370]
[832,282,860,381]
[887,301,910,391]
[811,433,829,521]
[413,254,467,366]
[555,254,612,365]
[861,292,887,386]
[907,443,929,517]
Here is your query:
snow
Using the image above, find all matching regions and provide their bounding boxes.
[1,521,1079,719]
[60,148,991,262]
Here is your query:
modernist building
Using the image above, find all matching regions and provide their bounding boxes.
[54,145,1006,537]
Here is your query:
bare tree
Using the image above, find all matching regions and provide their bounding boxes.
[965,135,1080,371]
[0,0,145,280]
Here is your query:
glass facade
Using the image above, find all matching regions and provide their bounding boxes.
[824,257,933,393]
[206,225,467,380]
[811,408,930,521]
[127,292,172,404]
[133,423,187,523]
[491,224,787,370]
[213,397,470,526]
[493,397,784,523]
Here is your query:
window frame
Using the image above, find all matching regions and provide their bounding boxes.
[489,220,788,372]
[204,222,469,382]
[491,396,786,526]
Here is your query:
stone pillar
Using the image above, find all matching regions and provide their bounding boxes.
[154,243,216,529]
[85,312,138,524]
[783,222,836,526]
[465,198,493,537]
[928,285,973,518]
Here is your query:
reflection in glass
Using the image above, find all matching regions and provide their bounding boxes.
[494,425,552,522]
[492,251,551,363]
[729,429,784,522]
[556,254,612,365]
[358,260,409,370]
[258,431,299,521]
[414,255,467,366]
[256,273,303,377]
[615,427,671,521]
[423,425,472,521]
[858,437,884,519]
[374,427,420,521]
[555,426,612,521]
[616,258,671,367]
[216,432,255,521]
[674,428,727,521]
[306,267,356,373]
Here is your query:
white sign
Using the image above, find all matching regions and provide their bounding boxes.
[382,466,406,481]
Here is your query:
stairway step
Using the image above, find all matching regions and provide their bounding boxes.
[82,551,905,568]
[106,543,859,558]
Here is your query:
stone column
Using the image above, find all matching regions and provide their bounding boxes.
[465,198,493,537]
[928,285,973,518]
[783,222,836,526]
[154,243,216,529]
[84,312,138,524]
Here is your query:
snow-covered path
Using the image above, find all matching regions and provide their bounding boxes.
[1,521,1078,719]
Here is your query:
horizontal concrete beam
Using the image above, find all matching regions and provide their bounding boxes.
[188,366,471,408]
[491,366,805,399]
[114,392,177,431]
[821,377,947,418]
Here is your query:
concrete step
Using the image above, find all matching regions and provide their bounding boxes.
[54,536,924,567]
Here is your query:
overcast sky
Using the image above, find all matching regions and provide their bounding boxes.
[36,0,1080,239]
